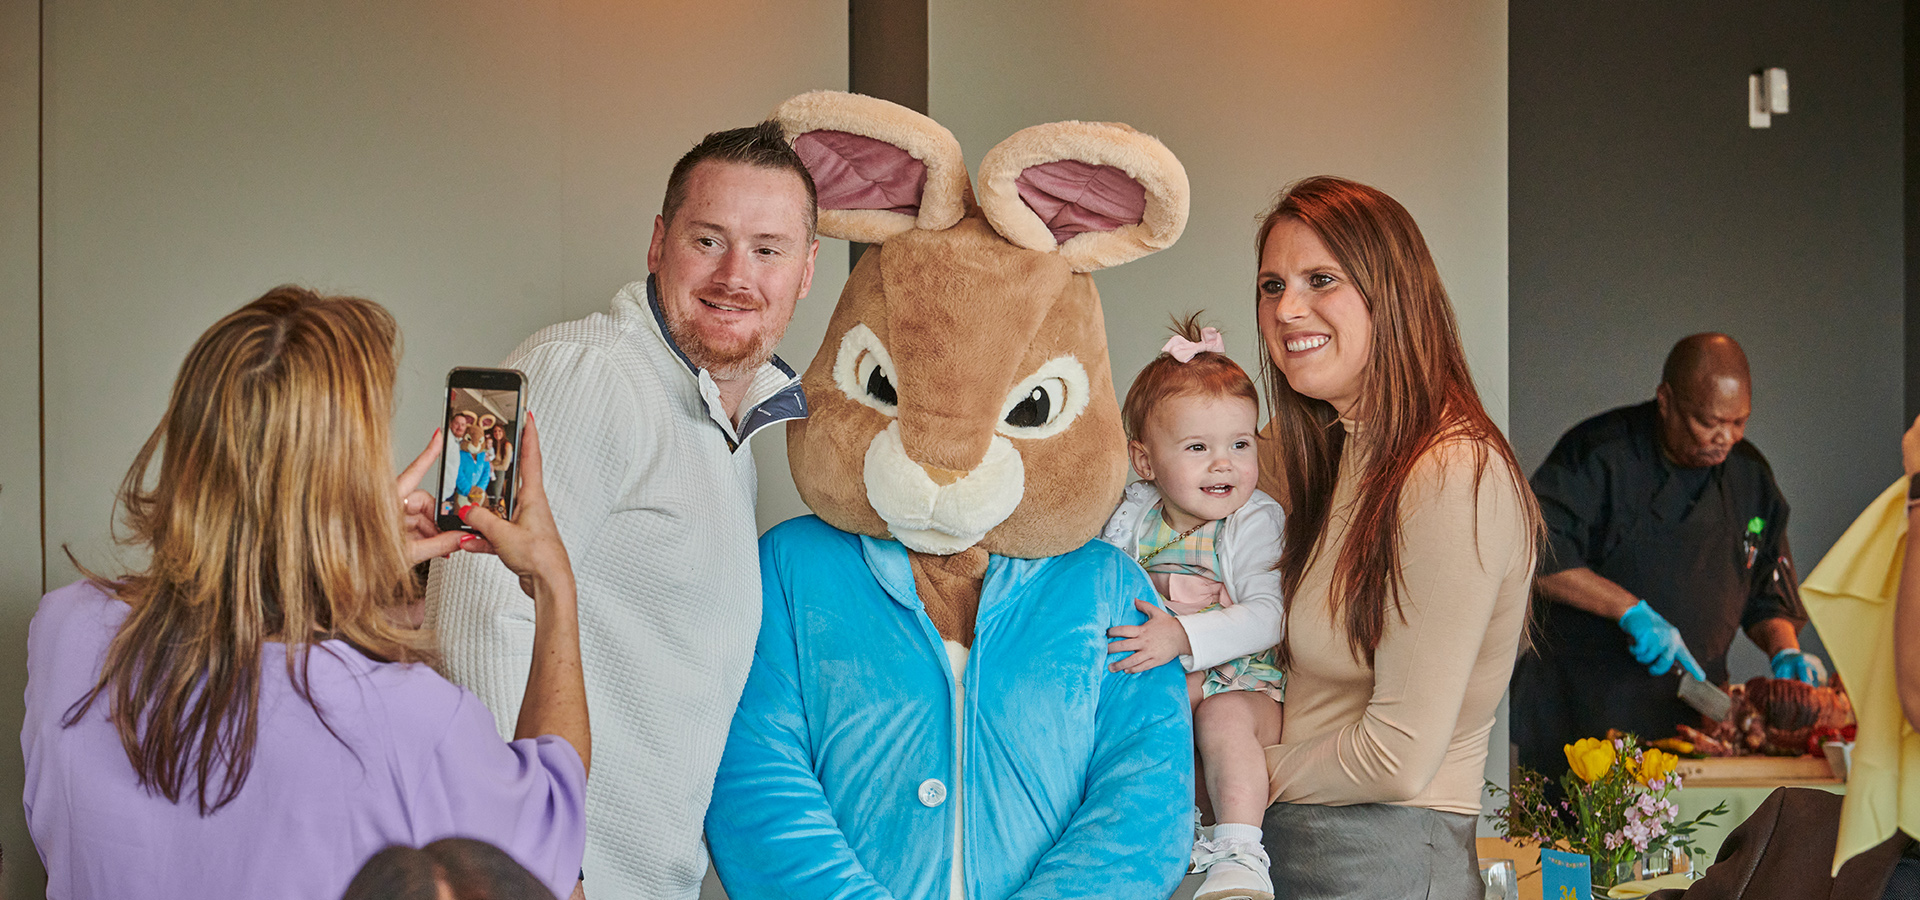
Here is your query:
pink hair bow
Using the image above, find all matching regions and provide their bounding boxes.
[1162,327,1225,363]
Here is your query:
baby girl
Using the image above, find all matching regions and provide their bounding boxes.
[1102,317,1286,900]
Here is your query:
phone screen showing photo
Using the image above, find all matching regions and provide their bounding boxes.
[437,369,524,533]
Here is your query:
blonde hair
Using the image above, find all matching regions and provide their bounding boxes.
[67,285,429,815]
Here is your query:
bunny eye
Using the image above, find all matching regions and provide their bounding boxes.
[864,364,898,406]
[833,324,900,416]
[1004,382,1058,428]
[997,357,1090,440]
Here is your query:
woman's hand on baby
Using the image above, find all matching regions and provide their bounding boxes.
[1106,599,1192,673]
[460,414,575,601]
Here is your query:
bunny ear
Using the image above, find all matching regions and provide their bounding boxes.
[975,121,1189,273]
[772,91,970,244]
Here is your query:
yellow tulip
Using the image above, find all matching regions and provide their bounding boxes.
[1564,737,1615,783]
[1635,748,1679,785]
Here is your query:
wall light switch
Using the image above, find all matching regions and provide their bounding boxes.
[1765,68,1789,114]
[1749,74,1771,128]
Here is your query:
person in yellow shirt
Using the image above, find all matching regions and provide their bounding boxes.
[1886,413,1920,896]
[1897,412,1920,729]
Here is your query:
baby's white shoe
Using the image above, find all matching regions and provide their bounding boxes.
[1187,810,1213,874]
[1190,834,1273,900]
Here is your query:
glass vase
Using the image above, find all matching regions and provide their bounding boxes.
[1642,846,1673,876]
[1603,856,1638,889]
[1600,847,1676,889]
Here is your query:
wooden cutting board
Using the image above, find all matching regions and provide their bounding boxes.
[1674,755,1840,787]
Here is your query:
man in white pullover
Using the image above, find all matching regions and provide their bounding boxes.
[426,122,818,900]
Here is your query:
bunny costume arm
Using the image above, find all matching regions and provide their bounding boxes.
[1005,643,1195,900]
[702,543,902,900]
[1100,482,1287,670]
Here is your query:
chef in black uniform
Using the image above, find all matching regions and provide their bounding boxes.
[1511,333,1823,779]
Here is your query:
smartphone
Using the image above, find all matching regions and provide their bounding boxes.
[436,367,527,534]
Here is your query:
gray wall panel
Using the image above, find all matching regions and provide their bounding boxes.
[1,0,43,893]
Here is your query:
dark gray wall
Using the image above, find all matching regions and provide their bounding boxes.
[1511,2,1905,679]
[1908,0,1920,426]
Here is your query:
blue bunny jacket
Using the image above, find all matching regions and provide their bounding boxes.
[706,515,1193,900]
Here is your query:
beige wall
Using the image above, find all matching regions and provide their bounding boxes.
[39,0,848,579]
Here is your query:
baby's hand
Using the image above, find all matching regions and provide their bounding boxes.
[1105,600,1192,673]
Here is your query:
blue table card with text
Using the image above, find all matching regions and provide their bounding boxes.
[1540,848,1594,900]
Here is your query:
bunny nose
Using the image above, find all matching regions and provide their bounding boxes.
[864,421,1025,555]
[919,463,966,486]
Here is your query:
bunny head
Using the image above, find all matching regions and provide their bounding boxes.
[774,91,1188,560]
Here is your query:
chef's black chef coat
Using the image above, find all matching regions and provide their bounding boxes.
[1510,401,1804,777]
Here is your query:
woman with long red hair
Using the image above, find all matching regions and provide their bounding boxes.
[1250,177,1540,899]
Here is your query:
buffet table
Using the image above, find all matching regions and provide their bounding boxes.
[1670,756,1844,861]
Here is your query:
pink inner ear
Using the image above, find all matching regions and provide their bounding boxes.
[792,130,927,217]
[1014,159,1148,245]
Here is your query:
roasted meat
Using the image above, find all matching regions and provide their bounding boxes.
[1673,676,1854,757]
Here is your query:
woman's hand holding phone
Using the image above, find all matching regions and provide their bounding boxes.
[456,413,575,602]
[397,414,573,597]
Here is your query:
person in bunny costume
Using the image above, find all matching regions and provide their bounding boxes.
[704,91,1195,899]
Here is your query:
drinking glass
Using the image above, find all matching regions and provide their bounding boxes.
[1478,858,1519,900]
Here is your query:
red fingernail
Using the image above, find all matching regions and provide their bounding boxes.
[460,535,476,545]
[457,505,471,521]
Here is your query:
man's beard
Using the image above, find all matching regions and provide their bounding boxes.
[664,313,781,382]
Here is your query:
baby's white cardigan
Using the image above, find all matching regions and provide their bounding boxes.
[1099,480,1288,670]
[425,281,801,900]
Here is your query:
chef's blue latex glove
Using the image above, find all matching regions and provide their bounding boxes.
[1618,600,1709,682]
[1770,649,1828,685]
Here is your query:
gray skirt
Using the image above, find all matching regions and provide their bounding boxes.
[1261,801,1480,900]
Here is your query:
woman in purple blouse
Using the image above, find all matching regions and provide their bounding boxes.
[21,286,590,900]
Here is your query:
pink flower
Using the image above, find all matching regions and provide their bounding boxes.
[1604,832,1624,851]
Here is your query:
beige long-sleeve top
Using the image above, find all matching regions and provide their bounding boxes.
[1264,430,1534,815]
